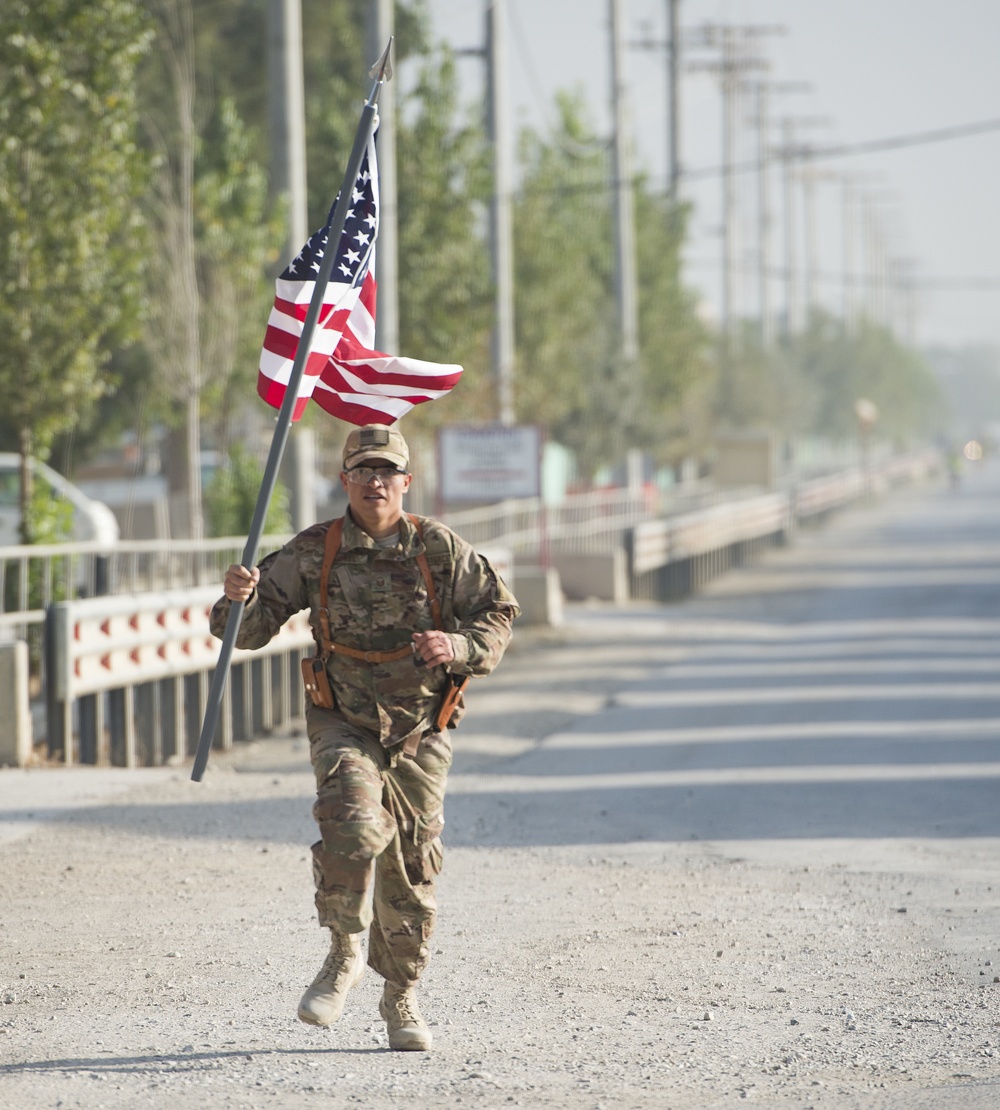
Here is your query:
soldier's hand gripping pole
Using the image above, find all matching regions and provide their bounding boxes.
[190,39,394,783]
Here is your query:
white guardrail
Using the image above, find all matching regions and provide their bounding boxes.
[45,588,313,767]
[630,492,791,576]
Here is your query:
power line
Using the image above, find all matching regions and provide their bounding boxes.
[682,116,1000,181]
[515,113,1000,197]
[685,257,1000,290]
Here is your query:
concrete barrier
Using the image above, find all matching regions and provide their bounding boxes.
[0,641,32,767]
[552,550,629,603]
[513,566,564,626]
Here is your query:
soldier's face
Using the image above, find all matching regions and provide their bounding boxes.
[340,456,412,537]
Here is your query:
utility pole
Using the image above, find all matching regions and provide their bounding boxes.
[720,25,739,343]
[365,0,398,355]
[628,0,682,203]
[776,115,827,337]
[267,0,308,258]
[801,159,817,318]
[608,0,643,466]
[667,0,681,201]
[610,0,640,368]
[752,80,772,344]
[267,0,311,532]
[780,118,798,337]
[486,0,515,426]
[842,176,855,331]
[894,258,917,345]
[862,192,890,328]
[687,24,776,346]
[750,80,808,345]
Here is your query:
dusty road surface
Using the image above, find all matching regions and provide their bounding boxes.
[3,460,1000,1110]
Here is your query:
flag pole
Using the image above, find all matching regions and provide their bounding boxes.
[191,39,394,783]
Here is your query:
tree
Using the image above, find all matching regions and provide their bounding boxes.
[789,312,944,445]
[0,0,152,541]
[138,0,284,538]
[633,186,710,466]
[194,97,287,450]
[513,96,709,474]
[925,344,1000,440]
[292,11,493,465]
[513,97,617,463]
[394,48,493,427]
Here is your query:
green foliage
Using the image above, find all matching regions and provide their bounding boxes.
[719,311,946,446]
[925,345,1000,436]
[715,325,817,435]
[25,478,75,545]
[299,1,430,228]
[2,479,74,618]
[204,444,290,539]
[394,49,492,429]
[788,312,944,444]
[194,96,287,440]
[0,0,152,458]
[633,189,711,464]
[48,344,158,470]
[513,96,614,453]
[4,0,944,501]
[512,96,708,471]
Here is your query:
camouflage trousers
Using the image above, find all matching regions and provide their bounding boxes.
[305,706,452,986]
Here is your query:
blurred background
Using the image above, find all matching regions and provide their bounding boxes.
[2,0,997,546]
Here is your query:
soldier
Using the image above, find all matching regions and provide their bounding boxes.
[211,424,519,1051]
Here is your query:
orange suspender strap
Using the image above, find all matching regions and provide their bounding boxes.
[407,513,443,628]
[315,517,342,660]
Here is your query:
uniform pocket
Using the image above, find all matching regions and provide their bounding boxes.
[413,810,445,845]
[310,748,343,790]
[402,810,445,883]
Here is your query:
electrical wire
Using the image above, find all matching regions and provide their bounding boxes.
[504,0,610,158]
[684,257,1000,290]
[682,116,1000,181]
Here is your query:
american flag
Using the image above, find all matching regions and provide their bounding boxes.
[256,123,463,425]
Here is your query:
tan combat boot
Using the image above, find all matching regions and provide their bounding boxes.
[297,928,365,1026]
[379,982,432,1051]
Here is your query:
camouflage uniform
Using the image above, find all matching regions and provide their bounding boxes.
[210,510,518,985]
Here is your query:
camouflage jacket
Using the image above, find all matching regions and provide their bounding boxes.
[210,511,519,749]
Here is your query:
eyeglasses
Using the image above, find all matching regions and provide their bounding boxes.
[345,465,408,486]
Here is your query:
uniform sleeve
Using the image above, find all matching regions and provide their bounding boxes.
[209,541,311,650]
[445,541,520,676]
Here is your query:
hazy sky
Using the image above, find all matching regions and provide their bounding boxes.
[424,0,1000,351]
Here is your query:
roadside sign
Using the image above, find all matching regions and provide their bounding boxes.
[438,425,542,502]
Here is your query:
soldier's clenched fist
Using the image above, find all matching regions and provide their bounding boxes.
[223,563,260,602]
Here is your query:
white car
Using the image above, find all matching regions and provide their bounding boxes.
[0,453,120,548]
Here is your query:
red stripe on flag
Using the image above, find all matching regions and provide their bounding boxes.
[262,323,300,361]
[312,394,408,425]
[256,373,311,421]
[327,352,463,390]
[324,359,459,395]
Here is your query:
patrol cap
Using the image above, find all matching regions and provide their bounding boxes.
[342,424,409,471]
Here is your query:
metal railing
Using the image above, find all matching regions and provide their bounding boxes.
[0,534,293,638]
[45,587,311,767]
[441,486,656,557]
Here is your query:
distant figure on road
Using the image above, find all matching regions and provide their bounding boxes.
[211,423,519,1050]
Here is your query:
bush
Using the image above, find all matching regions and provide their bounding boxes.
[204,445,290,538]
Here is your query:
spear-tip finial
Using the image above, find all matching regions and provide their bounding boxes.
[369,37,394,83]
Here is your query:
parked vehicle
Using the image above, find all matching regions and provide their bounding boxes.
[0,454,120,547]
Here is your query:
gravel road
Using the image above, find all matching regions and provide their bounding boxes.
[2,462,999,1110]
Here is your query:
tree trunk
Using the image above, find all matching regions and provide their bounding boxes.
[18,425,33,546]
